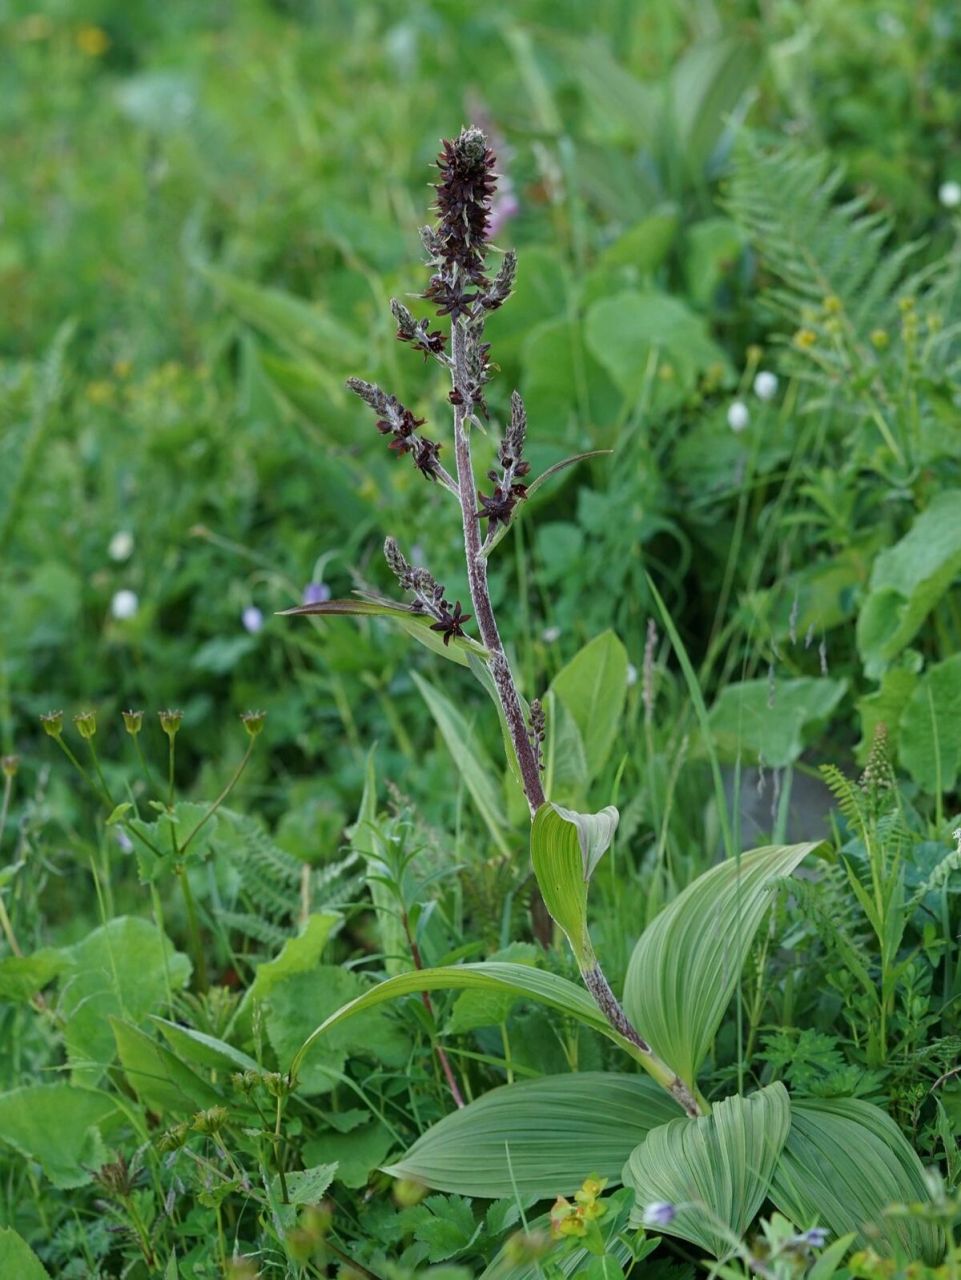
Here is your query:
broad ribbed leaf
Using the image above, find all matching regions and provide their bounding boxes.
[530,803,619,961]
[771,1097,944,1263]
[623,1083,791,1257]
[385,1072,679,1198]
[623,844,817,1090]
[290,963,629,1086]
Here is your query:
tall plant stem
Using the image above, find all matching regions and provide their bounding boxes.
[450,319,545,816]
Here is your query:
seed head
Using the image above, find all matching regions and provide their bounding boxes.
[122,709,144,735]
[40,710,64,739]
[158,708,184,739]
[240,710,266,738]
[73,710,97,740]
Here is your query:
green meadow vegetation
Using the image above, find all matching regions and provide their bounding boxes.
[2,1,961,1276]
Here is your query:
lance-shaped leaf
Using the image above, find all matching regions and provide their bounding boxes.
[771,1097,944,1263]
[530,803,619,962]
[289,962,638,1086]
[623,1083,792,1257]
[279,594,488,668]
[623,844,818,1092]
[413,672,512,857]
[385,1072,679,1199]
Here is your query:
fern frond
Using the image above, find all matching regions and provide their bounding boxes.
[725,137,918,335]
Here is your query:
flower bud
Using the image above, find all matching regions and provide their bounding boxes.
[1,755,19,779]
[393,1177,427,1207]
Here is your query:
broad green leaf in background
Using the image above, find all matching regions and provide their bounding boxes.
[111,1018,222,1116]
[0,1228,51,1279]
[271,1162,338,1207]
[898,653,961,793]
[669,36,760,178]
[550,631,628,782]
[152,1019,259,1075]
[585,291,731,402]
[541,689,589,807]
[707,677,847,768]
[771,1097,944,1262]
[446,943,540,1034]
[594,207,679,277]
[530,802,619,962]
[856,492,961,679]
[684,218,747,309]
[233,910,341,1032]
[267,965,409,1095]
[855,660,919,763]
[412,672,512,856]
[201,265,365,366]
[304,1121,394,1189]
[60,917,191,1085]
[0,947,63,1003]
[385,1072,680,1199]
[0,1084,120,1188]
[623,1083,791,1257]
[290,962,637,1085]
[623,844,818,1090]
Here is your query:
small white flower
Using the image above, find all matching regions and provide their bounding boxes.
[108,530,134,561]
[111,589,139,620]
[541,625,561,644]
[242,605,264,635]
[727,400,750,432]
[115,828,134,854]
[753,370,779,401]
[939,181,961,209]
[626,663,638,687]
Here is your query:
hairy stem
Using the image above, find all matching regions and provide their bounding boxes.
[450,318,545,817]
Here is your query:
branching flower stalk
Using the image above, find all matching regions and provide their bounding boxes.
[297,126,699,1114]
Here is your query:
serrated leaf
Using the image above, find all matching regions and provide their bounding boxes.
[0,1084,120,1188]
[623,1083,791,1257]
[623,845,818,1090]
[0,1228,51,1279]
[111,1018,222,1115]
[385,1072,680,1198]
[151,1019,259,1074]
[60,917,191,1085]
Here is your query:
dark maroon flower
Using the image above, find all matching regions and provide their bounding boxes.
[413,437,442,478]
[430,600,472,646]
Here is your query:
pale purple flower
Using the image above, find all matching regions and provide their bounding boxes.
[796,1227,829,1249]
[302,581,331,606]
[242,605,264,634]
[643,1202,676,1227]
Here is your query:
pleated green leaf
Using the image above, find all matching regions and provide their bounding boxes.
[623,1083,792,1258]
[385,1072,679,1198]
[290,962,632,1086]
[623,844,818,1090]
[279,596,488,668]
[530,803,619,961]
[771,1097,944,1263]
